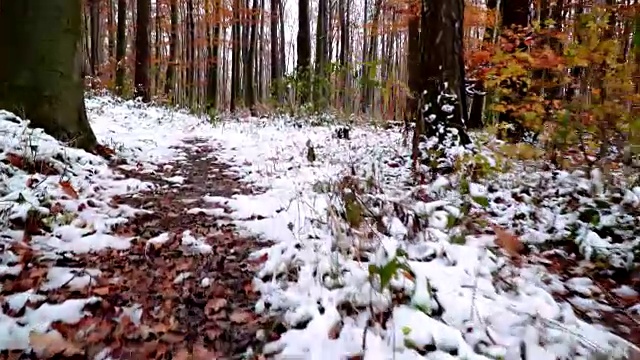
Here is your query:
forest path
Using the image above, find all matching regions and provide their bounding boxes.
[89,138,272,358]
[1,138,271,359]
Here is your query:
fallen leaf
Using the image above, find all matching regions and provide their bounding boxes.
[229,310,254,324]
[174,348,191,360]
[206,298,227,314]
[193,344,219,360]
[30,331,84,357]
[491,224,524,257]
[50,202,64,215]
[92,286,111,296]
[24,209,43,235]
[205,328,223,341]
[328,321,342,339]
[402,270,414,282]
[59,180,79,199]
[160,331,185,343]
[248,252,268,265]
[6,153,24,168]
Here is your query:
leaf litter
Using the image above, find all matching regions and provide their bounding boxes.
[0,95,638,359]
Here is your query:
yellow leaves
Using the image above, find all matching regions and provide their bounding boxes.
[497,143,543,161]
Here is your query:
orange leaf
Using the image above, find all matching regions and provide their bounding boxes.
[59,181,79,199]
[29,331,84,357]
[491,224,524,257]
[92,286,111,296]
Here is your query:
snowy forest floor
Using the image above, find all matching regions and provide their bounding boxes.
[0,95,639,360]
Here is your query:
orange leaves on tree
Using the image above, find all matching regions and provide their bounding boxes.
[59,180,79,199]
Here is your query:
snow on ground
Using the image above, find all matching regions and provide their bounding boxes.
[0,95,637,359]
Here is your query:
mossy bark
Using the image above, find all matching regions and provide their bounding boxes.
[0,0,97,151]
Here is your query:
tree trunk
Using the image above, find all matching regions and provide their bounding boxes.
[406,12,421,123]
[296,0,311,104]
[270,0,280,99]
[314,0,328,108]
[206,0,222,111]
[115,0,127,95]
[108,0,116,61]
[363,0,382,114]
[0,0,97,151]
[258,0,265,102]
[134,0,151,102]
[165,0,178,99]
[277,0,286,86]
[231,0,242,111]
[421,0,468,141]
[245,0,259,114]
[186,0,196,106]
[154,0,162,93]
[501,0,529,29]
[339,0,348,109]
[89,0,101,76]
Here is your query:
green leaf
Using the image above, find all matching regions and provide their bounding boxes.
[401,326,412,335]
[472,196,490,208]
[446,214,457,229]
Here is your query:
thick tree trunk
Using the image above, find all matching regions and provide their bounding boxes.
[270,0,280,99]
[115,0,127,95]
[108,0,116,61]
[154,0,162,92]
[277,0,286,88]
[134,0,151,102]
[206,0,221,111]
[406,13,421,123]
[421,0,469,141]
[165,0,178,99]
[231,0,241,111]
[500,0,529,28]
[314,0,328,107]
[90,0,101,76]
[0,0,97,151]
[186,0,196,106]
[296,0,311,104]
[244,0,259,114]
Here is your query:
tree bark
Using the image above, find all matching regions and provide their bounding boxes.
[89,0,101,76]
[115,0,127,94]
[186,0,196,105]
[245,0,259,114]
[0,0,97,151]
[231,0,242,111]
[134,0,151,102]
[314,0,329,107]
[206,0,222,111]
[296,0,311,104]
[165,0,178,98]
[421,0,468,140]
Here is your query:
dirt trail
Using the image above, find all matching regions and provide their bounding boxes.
[2,139,272,359]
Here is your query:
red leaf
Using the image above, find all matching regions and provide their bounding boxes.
[59,181,79,199]
[248,252,268,265]
[6,153,24,168]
